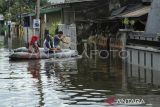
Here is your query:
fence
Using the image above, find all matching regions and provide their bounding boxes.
[128,31,160,41]
[127,31,160,47]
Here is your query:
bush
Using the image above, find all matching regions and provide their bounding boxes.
[49,20,60,37]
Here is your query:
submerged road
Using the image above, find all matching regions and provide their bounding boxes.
[0,37,160,107]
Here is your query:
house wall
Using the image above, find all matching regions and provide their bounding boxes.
[58,24,77,50]
[127,47,160,86]
[45,12,62,30]
[118,30,160,86]
[38,9,77,50]
[56,7,77,50]
[146,0,160,34]
[23,11,62,44]
[23,16,36,43]
[63,8,75,25]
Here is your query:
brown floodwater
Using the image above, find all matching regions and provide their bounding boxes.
[0,36,160,107]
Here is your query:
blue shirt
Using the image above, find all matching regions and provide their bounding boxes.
[54,35,60,47]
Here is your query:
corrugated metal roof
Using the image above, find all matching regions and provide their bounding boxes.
[111,6,127,16]
[23,7,61,17]
[41,8,61,14]
[109,5,151,19]
[120,6,150,18]
[65,0,95,3]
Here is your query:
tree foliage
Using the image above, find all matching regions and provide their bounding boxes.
[0,0,9,14]
[49,20,60,36]
[0,0,49,22]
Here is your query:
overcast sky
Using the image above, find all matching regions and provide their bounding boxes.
[48,0,65,3]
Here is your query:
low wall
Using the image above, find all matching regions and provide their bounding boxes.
[126,46,160,71]
[126,46,160,86]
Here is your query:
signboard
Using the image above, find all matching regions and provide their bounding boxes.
[33,19,40,28]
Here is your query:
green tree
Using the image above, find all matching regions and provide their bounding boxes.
[49,20,60,36]
[0,0,9,14]
[1,0,49,22]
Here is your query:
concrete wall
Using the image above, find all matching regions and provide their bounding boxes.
[127,46,160,86]
[63,8,75,25]
[23,27,34,43]
[58,8,77,50]
[127,47,160,71]
[146,0,160,34]
[45,12,61,30]
[58,24,77,50]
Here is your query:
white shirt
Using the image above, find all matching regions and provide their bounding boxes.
[43,39,51,52]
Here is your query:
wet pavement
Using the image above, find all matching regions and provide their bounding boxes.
[0,36,160,107]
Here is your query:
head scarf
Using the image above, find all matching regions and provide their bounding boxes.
[30,35,39,45]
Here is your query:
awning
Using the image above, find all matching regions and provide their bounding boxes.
[65,0,95,3]
[22,7,61,17]
[120,6,150,18]
[109,6,151,19]
[111,6,127,16]
[41,8,61,14]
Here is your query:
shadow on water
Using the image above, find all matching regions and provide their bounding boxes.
[44,58,123,92]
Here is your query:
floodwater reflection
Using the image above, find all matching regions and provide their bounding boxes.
[0,47,160,106]
[27,61,45,106]
[28,61,41,79]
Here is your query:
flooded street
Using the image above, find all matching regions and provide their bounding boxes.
[1,0,160,106]
[0,36,160,107]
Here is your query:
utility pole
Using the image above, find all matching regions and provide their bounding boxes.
[35,0,41,45]
[6,0,12,51]
[36,0,40,19]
